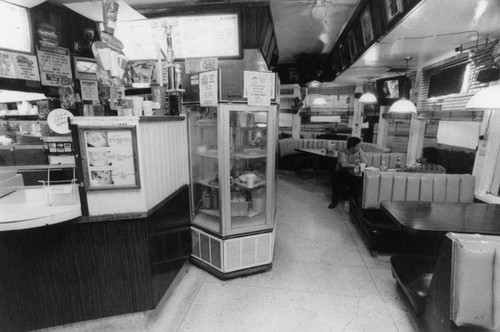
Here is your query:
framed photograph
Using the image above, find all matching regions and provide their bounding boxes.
[338,42,349,70]
[79,126,141,191]
[347,30,357,60]
[384,0,403,23]
[360,6,374,46]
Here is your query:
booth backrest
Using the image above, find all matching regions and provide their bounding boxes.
[362,171,475,209]
[278,138,391,158]
[278,139,331,157]
[364,153,406,169]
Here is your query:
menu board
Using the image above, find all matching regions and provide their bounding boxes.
[114,13,240,61]
[37,46,73,87]
[0,2,32,54]
[80,127,140,190]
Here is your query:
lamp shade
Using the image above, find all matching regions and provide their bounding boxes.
[388,98,417,114]
[359,91,378,104]
[312,97,327,105]
[465,85,500,110]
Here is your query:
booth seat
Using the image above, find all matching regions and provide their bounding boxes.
[364,152,406,169]
[278,138,391,171]
[393,233,500,331]
[350,171,475,251]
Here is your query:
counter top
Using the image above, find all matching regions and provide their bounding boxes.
[0,184,81,231]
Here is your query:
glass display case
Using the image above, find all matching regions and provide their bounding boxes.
[187,102,278,278]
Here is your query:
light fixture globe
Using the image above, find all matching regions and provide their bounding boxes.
[359,91,378,104]
[388,98,417,114]
[466,85,500,110]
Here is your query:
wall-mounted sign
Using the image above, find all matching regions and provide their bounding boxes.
[12,52,40,81]
[79,126,140,191]
[114,13,241,61]
[37,46,73,87]
[0,50,15,79]
[0,1,33,54]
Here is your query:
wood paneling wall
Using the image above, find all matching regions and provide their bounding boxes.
[0,186,191,332]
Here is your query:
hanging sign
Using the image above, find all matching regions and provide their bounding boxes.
[12,52,40,81]
[36,46,72,87]
[0,50,15,79]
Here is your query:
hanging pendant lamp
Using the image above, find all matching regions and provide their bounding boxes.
[465,85,500,110]
[359,77,378,104]
[388,57,417,114]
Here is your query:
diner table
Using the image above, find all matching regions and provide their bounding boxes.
[381,200,500,330]
[380,201,500,236]
[294,148,337,176]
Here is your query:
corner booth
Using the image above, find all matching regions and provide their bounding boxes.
[0,0,279,330]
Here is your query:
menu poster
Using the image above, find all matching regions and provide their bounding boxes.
[81,80,99,101]
[244,71,272,106]
[82,127,140,190]
[199,70,218,107]
[11,52,40,81]
[0,50,15,79]
[37,46,73,87]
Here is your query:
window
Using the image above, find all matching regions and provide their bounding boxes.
[427,63,468,98]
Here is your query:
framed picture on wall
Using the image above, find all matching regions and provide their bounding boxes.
[347,30,357,60]
[360,6,374,46]
[385,0,403,23]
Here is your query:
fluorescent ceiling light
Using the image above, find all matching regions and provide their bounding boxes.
[0,90,46,103]
[1,0,45,8]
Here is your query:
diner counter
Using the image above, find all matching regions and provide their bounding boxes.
[0,184,81,231]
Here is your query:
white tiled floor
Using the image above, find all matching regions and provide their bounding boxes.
[38,170,420,332]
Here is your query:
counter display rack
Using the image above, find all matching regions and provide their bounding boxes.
[186,102,278,279]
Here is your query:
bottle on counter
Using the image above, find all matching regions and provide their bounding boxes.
[354,154,360,173]
[381,160,387,171]
[395,156,402,170]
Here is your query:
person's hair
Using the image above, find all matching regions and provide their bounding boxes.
[422,147,441,164]
[347,137,361,149]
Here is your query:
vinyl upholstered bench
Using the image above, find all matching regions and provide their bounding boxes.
[349,171,475,252]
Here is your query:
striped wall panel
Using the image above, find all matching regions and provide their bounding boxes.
[87,120,189,216]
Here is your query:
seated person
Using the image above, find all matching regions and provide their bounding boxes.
[329,137,366,209]
[404,147,446,173]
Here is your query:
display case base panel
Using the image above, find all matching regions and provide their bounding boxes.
[191,227,274,278]
[191,256,271,280]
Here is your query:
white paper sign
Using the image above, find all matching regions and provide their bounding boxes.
[37,46,73,86]
[199,70,218,107]
[244,71,271,106]
[81,80,99,101]
[11,52,40,81]
[47,108,74,134]
[0,50,15,79]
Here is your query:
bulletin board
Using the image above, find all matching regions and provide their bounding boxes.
[79,126,140,191]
